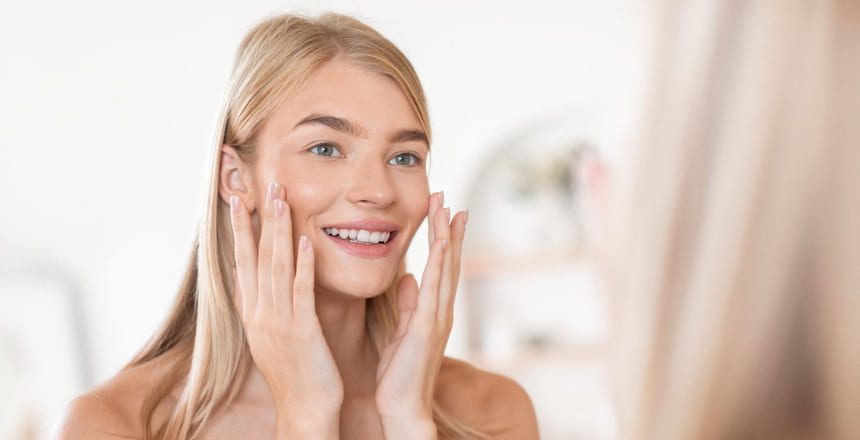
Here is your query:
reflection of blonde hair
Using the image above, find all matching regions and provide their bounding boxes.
[123,13,489,439]
[615,1,860,439]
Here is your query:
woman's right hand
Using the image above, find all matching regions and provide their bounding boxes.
[229,181,343,438]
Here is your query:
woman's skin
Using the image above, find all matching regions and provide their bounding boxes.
[55,60,540,439]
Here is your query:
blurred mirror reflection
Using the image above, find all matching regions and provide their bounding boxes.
[460,114,615,439]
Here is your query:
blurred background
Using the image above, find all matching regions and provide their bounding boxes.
[0,1,650,438]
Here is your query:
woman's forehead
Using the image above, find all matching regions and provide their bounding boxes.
[262,60,424,141]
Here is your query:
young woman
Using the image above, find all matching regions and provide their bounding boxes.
[612,1,860,439]
[56,12,539,440]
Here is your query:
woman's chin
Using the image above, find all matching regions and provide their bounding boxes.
[317,272,397,299]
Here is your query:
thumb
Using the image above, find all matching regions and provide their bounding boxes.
[397,273,419,313]
[232,265,243,316]
[394,273,419,338]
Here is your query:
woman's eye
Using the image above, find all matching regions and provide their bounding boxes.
[308,143,342,157]
[388,152,420,166]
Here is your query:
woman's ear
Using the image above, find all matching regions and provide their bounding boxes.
[219,145,257,212]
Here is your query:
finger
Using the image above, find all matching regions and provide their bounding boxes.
[271,192,294,318]
[229,195,258,318]
[232,265,243,316]
[450,210,468,286]
[434,202,451,243]
[292,235,316,324]
[439,210,467,323]
[416,237,446,324]
[434,206,453,323]
[256,181,280,314]
[427,191,442,245]
[394,273,420,340]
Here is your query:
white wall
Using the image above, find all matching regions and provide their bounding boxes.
[0,0,647,437]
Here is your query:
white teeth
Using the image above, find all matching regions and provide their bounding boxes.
[323,227,394,244]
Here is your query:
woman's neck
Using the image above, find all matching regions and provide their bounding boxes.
[314,286,380,396]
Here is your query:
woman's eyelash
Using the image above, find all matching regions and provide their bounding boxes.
[307,143,422,166]
[388,152,422,166]
[308,142,342,157]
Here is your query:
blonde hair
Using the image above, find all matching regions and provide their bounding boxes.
[614,1,860,439]
[124,12,490,439]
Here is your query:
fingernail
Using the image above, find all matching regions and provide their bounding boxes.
[441,239,448,249]
[299,235,309,250]
[463,210,469,226]
[230,195,240,213]
[274,199,284,217]
[440,191,445,206]
[444,207,451,222]
[268,181,280,200]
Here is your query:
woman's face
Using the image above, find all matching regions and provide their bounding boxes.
[247,59,430,298]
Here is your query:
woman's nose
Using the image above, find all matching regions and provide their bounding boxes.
[345,156,396,207]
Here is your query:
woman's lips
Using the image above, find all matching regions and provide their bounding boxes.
[321,230,398,258]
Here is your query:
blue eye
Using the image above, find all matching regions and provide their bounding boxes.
[309,143,342,157]
[388,152,421,166]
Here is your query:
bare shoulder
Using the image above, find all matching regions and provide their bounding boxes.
[54,388,137,439]
[54,354,181,439]
[435,356,540,439]
[54,371,143,439]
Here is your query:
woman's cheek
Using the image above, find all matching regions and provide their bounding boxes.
[281,165,338,231]
[397,174,429,233]
[282,159,339,197]
[402,174,429,214]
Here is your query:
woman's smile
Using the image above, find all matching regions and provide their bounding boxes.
[319,218,401,258]
[321,228,398,258]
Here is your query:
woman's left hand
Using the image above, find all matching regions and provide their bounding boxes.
[375,191,468,438]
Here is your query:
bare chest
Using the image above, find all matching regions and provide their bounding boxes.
[195,398,385,440]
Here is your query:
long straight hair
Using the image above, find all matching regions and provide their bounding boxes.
[615,1,860,439]
[123,13,490,439]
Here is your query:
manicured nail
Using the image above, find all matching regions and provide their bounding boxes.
[444,207,451,222]
[439,191,445,206]
[274,199,284,217]
[230,195,240,213]
[299,235,309,250]
[268,181,280,200]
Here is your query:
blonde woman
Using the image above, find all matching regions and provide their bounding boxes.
[55,12,539,440]
[613,1,859,439]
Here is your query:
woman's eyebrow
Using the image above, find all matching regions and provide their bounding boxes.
[294,114,366,137]
[389,129,428,145]
[293,113,428,145]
